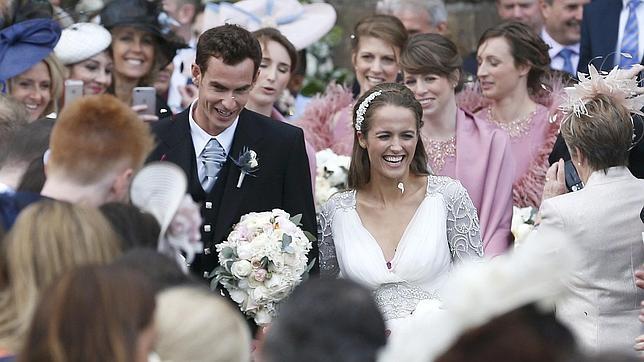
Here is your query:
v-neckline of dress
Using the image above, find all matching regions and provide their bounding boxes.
[352,177,430,269]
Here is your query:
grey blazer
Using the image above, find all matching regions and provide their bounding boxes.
[539,166,644,355]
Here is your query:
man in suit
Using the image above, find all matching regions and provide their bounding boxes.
[539,0,588,75]
[577,0,644,74]
[149,24,317,279]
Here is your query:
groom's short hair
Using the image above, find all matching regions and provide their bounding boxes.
[195,24,262,76]
[48,94,154,183]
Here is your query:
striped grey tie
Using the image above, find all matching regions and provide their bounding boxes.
[200,138,226,192]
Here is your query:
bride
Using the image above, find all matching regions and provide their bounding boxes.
[319,83,483,332]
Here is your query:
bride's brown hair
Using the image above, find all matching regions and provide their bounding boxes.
[348,83,429,189]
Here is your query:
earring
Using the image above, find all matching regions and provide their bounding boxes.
[577,162,581,166]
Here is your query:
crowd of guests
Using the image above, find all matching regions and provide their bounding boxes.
[0,0,643,361]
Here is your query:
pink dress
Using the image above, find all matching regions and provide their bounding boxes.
[475,105,560,208]
[296,83,355,156]
[425,109,514,257]
[271,108,317,191]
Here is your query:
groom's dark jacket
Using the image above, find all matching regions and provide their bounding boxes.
[148,107,317,277]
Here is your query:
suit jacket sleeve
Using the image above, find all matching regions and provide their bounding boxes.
[282,127,319,274]
[538,197,566,232]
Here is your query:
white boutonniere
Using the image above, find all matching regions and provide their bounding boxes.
[232,147,259,188]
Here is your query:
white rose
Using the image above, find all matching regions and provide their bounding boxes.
[229,289,247,304]
[236,244,253,260]
[231,260,253,278]
[254,308,272,325]
[513,224,535,243]
[265,273,284,289]
[253,286,269,301]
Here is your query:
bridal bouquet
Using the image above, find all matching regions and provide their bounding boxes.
[315,148,351,210]
[511,206,537,246]
[211,209,314,325]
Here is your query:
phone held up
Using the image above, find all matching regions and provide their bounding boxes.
[64,79,83,107]
[132,87,157,116]
[564,160,584,192]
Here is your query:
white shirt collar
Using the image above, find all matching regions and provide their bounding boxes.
[0,182,14,194]
[188,99,238,157]
[541,27,580,58]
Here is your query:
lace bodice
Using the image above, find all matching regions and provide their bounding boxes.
[318,175,484,278]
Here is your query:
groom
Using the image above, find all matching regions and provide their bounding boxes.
[149,24,317,278]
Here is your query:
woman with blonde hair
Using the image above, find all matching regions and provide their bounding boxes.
[155,286,251,362]
[0,200,121,357]
[0,18,65,121]
[19,265,156,362]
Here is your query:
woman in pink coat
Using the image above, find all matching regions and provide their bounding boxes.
[473,22,560,209]
[401,33,514,256]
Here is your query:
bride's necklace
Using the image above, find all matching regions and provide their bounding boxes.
[487,106,537,139]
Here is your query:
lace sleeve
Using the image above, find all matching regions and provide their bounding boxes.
[318,197,340,278]
[431,176,484,262]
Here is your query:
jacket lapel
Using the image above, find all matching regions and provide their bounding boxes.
[157,110,203,196]
[212,109,263,243]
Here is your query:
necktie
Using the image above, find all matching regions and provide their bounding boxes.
[620,0,642,68]
[558,48,576,75]
[200,138,226,192]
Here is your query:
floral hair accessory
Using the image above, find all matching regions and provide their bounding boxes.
[355,90,382,132]
[558,64,644,149]
[559,64,644,118]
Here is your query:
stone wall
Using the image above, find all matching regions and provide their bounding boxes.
[326,0,500,69]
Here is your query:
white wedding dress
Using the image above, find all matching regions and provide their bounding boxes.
[319,175,484,332]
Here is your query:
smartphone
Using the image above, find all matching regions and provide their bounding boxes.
[132,87,157,116]
[64,79,83,106]
[564,160,584,192]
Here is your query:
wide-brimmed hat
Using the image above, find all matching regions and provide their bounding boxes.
[130,162,187,238]
[100,0,187,68]
[202,0,336,50]
[54,23,111,65]
[0,18,61,81]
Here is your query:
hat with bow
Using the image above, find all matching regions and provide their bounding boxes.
[0,18,61,82]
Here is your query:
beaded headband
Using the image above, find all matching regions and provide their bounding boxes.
[355,90,383,132]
